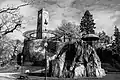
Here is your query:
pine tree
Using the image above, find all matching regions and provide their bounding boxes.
[114,26,120,44]
[80,10,96,34]
[114,26,120,54]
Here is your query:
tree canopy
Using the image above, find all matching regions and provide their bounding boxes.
[113,26,120,54]
[54,20,81,40]
[80,10,96,34]
[0,3,28,37]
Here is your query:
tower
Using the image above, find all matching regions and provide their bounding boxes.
[36,8,49,39]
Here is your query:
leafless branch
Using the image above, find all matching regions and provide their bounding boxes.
[3,23,21,35]
[0,3,29,13]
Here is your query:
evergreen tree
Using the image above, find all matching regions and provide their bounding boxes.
[98,31,110,44]
[114,26,120,54]
[80,10,96,34]
[114,26,120,44]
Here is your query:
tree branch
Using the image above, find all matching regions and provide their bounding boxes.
[3,23,21,35]
[0,3,29,13]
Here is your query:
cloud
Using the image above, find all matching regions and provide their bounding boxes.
[111,11,120,26]
[69,0,120,36]
[0,0,6,5]
[20,0,120,36]
[1,0,120,40]
[20,5,37,17]
[0,0,24,8]
[92,11,117,35]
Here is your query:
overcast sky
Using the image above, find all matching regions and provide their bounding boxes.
[0,0,120,40]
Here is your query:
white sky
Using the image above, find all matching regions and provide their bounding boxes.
[0,0,120,41]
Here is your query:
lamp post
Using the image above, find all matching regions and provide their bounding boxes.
[44,28,48,80]
[16,54,29,80]
[43,9,49,80]
[21,55,23,74]
[44,41,48,80]
[37,8,49,80]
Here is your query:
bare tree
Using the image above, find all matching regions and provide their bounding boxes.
[0,3,29,66]
[0,3,29,36]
